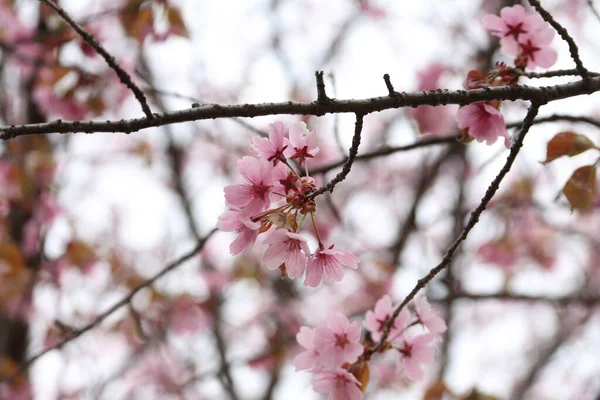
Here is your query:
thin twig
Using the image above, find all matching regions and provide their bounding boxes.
[365,103,542,358]
[509,113,600,130]
[528,0,590,82]
[315,71,329,103]
[2,228,217,383]
[308,114,364,199]
[311,135,458,175]
[38,0,154,118]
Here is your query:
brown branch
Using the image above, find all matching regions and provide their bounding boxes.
[38,0,154,118]
[311,135,457,175]
[528,0,590,82]
[1,228,217,383]
[365,103,542,358]
[520,69,600,79]
[2,77,599,139]
[308,114,364,199]
[315,71,330,103]
[510,113,600,130]
[511,309,595,400]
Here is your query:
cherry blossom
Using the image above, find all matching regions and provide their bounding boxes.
[293,326,322,371]
[482,5,545,44]
[410,64,456,136]
[414,296,447,336]
[395,333,437,381]
[224,156,286,216]
[364,295,410,341]
[312,368,363,400]
[251,121,289,165]
[286,121,320,164]
[217,208,260,255]
[262,229,310,279]
[305,246,360,287]
[483,5,556,69]
[456,102,510,147]
[314,313,363,368]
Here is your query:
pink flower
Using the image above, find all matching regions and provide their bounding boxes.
[456,102,510,148]
[217,208,260,255]
[514,31,558,69]
[312,368,363,400]
[414,297,447,336]
[395,333,437,381]
[409,64,456,137]
[251,121,290,165]
[482,5,556,69]
[482,5,545,44]
[285,122,320,164]
[224,156,285,217]
[314,313,363,368]
[364,295,410,341]
[293,326,321,371]
[304,246,360,287]
[262,229,310,279]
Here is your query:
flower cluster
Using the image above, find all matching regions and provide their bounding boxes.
[294,295,445,398]
[456,5,557,148]
[483,4,557,69]
[218,121,359,287]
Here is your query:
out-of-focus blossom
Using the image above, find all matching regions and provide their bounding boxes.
[314,313,363,368]
[456,102,510,147]
[312,368,363,400]
[217,208,260,255]
[364,295,410,341]
[394,333,437,381]
[293,326,322,371]
[262,229,310,279]
[305,246,360,287]
[410,64,456,136]
[414,297,447,336]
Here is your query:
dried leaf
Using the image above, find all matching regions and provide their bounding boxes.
[423,381,449,400]
[167,5,189,38]
[542,131,596,164]
[562,165,597,211]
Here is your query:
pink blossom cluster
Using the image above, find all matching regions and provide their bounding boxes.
[294,313,365,399]
[293,295,446,398]
[218,121,359,287]
[455,6,558,148]
[364,295,446,381]
[483,5,557,69]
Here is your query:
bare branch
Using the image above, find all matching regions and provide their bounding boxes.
[2,77,600,139]
[308,114,364,199]
[365,102,542,358]
[38,0,154,118]
[2,228,217,383]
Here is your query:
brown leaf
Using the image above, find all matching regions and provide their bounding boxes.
[167,5,189,38]
[423,381,449,400]
[542,131,596,164]
[562,165,597,211]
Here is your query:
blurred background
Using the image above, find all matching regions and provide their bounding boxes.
[1,0,600,398]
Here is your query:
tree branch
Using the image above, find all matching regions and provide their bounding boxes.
[1,228,217,383]
[2,76,600,139]
[365,102,542,357]
[38,0,154,118]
